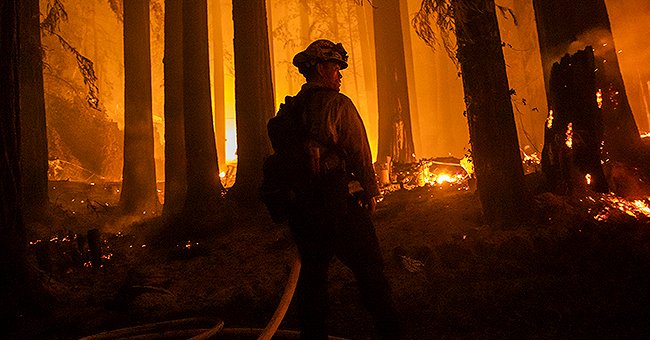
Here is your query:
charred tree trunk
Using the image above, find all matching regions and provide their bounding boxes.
[182,0,223,212]
[209,0,227,173]
[533,0,640,162]
[18,0,49,215]
[454,0,528,227]
[121,0,160,214]
[373,0,416,164]
[228,0,275,203]
[1,0,31,324]
[542,47,608,194]
[162,0,186,218]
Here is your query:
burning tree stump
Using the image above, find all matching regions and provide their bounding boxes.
[542,47,608,194]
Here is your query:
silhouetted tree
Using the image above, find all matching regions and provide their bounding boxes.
[18,0,49,216]
[228,0,275,202]
[1,0,31,325]
[182,0,223,212]
[120,0,160,214]
[373,0,416,164]
[414,0,528,227]
[162,0,186,218]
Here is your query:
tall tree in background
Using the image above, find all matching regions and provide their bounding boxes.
[373,0,416,164]
[414,0,528,227]
[229,0,275,202]
[182,0,223,212]
[533,0,640,162]
[18,0,49,216]
[120,0,160,214]
[209,0,227,173]
[1,0,33,324]
[162,0,186,218]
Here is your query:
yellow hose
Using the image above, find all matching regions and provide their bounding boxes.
[258,252,301,340]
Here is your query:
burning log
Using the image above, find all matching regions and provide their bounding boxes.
[542,47,609,195]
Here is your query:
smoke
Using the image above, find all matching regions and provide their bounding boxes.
[606,0,650,130]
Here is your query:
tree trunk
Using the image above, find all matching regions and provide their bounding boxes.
[373,0,416,164]
[533,0,640,162]
[18,0,49,216]
[454,0,528,227]
[121,0,160,214]
[182,0,223,211]
[162,0,186,218]
[229,0,275,202]
[209,0,227,173]
[1,0,31,324]
[542,47,608,194]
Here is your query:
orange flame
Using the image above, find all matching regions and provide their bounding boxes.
[546,110,554,129]
[565,123,573,149]
[596,89,603,109]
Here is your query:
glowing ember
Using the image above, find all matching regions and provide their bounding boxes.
[589,194,650,221]
[546,110,554,129]
[596,89,603,109]
[565,123,573,149]
[585,173,592,185]
[641,132,650,139]
[383,158,470,193]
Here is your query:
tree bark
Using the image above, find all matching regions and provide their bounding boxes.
[542,47,608,194]
[120,0,160,214]
[18,0,49,215]
[454,0,528,227]
[533,0,640,162]
[182,0,223,211]
[229,0,275,203]
[373,0,416,164]
[1,0,31,324]
[162,0,186,218]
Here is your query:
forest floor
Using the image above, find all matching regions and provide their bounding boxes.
[10,180,650,339]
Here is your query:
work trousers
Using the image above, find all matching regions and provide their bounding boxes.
[289,191,401,340]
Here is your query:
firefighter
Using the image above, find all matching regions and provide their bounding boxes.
[288,39,401,339]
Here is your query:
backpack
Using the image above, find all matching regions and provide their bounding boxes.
[260,88,346,223]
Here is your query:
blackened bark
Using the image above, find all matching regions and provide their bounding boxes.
[182,0,223,211]
[120,0,160,214]
[454,0,528,227]
[373,0,416,164]
[229,0,275,202]
[1,0,31,324]
[542,47,608,194]
[533,0,640,161]
[18,0,49,214]
[162,0,186,218]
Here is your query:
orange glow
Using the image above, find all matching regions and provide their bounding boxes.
[546,110,554,129]
[585,173,592,185]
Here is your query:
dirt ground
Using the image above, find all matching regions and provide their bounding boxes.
[10,180,650,339]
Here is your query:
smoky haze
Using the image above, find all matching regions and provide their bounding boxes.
[605,0,650,131]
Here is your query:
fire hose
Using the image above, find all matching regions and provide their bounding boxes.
[256,252,301,340]
[80,251,348,339]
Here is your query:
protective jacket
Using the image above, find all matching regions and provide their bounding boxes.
[296,83,379,199]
